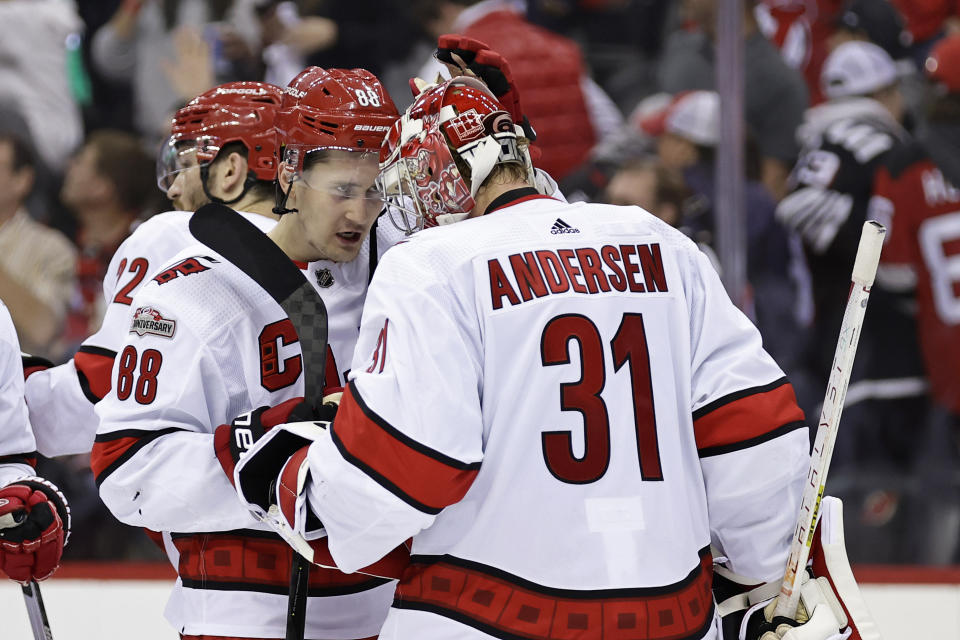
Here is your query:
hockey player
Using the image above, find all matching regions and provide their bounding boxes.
[226,77,871,639]
[23,81,285,460]
[0,300,70,583]
[92,68,402,640]
[775,41,931,513]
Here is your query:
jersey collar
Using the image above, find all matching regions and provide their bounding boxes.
[483,187,556,216]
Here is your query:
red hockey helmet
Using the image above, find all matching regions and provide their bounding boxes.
[156,81,282,192]
[272,67,399,215]
[377,75,533,232]
[276,67,398,171]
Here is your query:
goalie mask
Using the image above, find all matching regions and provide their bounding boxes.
[157,82,282,205]
[274,67,399,216]
[377,75,534,232]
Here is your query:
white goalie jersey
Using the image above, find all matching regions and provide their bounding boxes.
[298,194,810,640]
[93,205,395,639]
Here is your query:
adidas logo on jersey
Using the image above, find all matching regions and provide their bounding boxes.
[550,218,580,234]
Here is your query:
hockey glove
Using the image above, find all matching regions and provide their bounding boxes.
[21,353,53,380]
[435,34,537,141]
[214,397,317,485]
[740,575,850,640]
[0,477,70,583]
[234,421,413,579]
[717,497,876,640]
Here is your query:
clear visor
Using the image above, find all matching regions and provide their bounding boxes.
[156,136,221,191]
[375,130,474,233]
[284,145,387,215]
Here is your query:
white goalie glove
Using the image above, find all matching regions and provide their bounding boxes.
[716,496,882,640]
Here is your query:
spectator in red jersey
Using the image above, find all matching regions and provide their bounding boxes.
[870,33,960,563]
[412,0,624,182]
[58,130,156,356]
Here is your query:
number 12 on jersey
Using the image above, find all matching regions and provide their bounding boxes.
[540,313,662,484]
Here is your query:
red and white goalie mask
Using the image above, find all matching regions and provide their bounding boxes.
[377,76,534,232]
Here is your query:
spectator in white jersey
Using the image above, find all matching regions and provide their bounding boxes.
[226,55,878,639]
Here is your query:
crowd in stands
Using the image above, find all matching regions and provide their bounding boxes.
[0,0,957,565]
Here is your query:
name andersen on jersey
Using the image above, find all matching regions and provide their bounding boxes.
[488,242,669,310]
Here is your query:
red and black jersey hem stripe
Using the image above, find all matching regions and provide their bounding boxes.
[394,600,715,640]
[394,548,714,640]
[0,452,38,468]
[92,427,184,487]
[692,377,790,421]
[697,420,807,458]
[171,528,390,596]
[404,550,710,599]
[331,381,481,515]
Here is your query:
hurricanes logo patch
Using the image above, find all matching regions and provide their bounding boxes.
[315,267,335,289]
[130,307,177,339]
[550,218,580,234]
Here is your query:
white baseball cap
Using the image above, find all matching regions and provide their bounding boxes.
[821,41,898,99]
[664,91,720,147]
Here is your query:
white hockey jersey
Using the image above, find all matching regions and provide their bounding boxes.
[93,204,394,639]
[25,208,403,458]
[24,210,277,457]
[0,301,36,487]
[300,191,810,640]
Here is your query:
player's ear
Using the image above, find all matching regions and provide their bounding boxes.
[223,151,247,190]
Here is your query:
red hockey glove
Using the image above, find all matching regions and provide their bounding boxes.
[21,354,53,380]
[0,477,70,583]
[435,34,537,141]
[215,397,324,485]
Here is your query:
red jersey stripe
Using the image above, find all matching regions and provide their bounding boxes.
[91,428,183,486]
[90,436,139,482]
[75,346,116,401]
[171,529,388,596]
[694,379,805,452]
[332,382,480,514]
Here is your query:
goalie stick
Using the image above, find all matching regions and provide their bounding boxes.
[774,220,886,632]
[21,579,53,640]
[190,203,329,640]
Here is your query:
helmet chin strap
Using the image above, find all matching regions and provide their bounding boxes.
[199,164,260,207]
[273,180,299,215]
